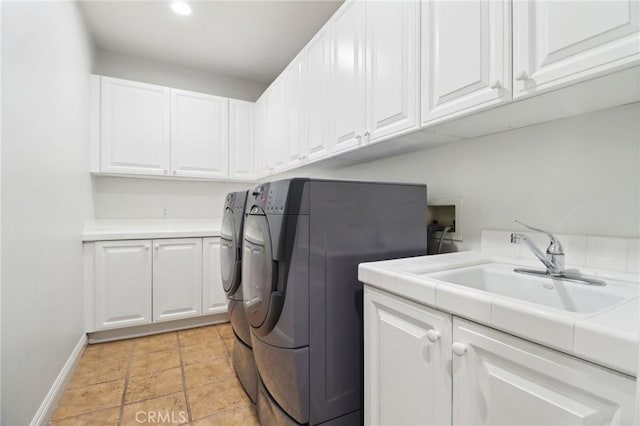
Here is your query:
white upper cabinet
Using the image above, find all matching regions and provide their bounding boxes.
[421,0,511,125]
[452,318,637,426]
[94,75,255,181]
[305,27,332,162]
[513,0,640,98]
[94,240,152,330]
[229,99,256,181]
[286,56,308,169]
[259,91,274,175]
[254,96,266,177]
[364,287,452,426]
[330,0,366,154]
[171,89,229,179]
[202,237,227,315]
[266,78,289,172]
[366,0,420,142]
[152,238,203,322]
[101,77,171,176]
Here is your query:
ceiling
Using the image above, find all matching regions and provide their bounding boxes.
[79,0,343,85]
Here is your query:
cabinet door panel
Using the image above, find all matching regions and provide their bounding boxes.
[330,0,366,154]
[285,58,306,169]
[513,0,640,98]
[153,238,202,322]
[267,79,288,172]
[253,97,264,178]
[101,77,170,175]
[306,29,331,162]
[171,90,228,179]
[95,240,152,330]
[202,237,227,315]
[422,0,511,125]
[364,287,452,426]
[366,0,419,142]
[229,99,256,181]
[452,318,636,426]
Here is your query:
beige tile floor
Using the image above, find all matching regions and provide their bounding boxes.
[50,323,259,425]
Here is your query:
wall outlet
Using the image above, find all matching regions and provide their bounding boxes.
[161,207,169,218]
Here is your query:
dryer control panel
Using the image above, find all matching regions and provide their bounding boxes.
[248,179,309,215]
[249,183,285,213]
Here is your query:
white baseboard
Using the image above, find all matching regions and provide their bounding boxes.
[30,334,88,426]
[88,313,228,344]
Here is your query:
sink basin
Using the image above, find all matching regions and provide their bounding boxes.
[425,263,636,313]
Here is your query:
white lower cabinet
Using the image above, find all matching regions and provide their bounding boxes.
[95,240,153,330]
[364,287,452,426]
[452,317,636,426]
[152,238,202,322]
[89,237,225,332]
[364,287,637,426]
[202,237,227,315]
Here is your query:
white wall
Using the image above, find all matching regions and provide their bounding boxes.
[93,176,254,219]
[94,49,267,101]
[1,2,94,424]
[273,103,640,250]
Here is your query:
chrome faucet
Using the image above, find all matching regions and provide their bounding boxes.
[510,221,565,275]
[510,220,605,286]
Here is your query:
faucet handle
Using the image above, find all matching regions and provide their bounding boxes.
[514,220,564,254]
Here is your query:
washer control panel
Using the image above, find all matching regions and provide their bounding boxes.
[226,191,247,213]
[249,182,288,214]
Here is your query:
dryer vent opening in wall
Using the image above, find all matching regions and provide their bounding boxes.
[427,198,462,242]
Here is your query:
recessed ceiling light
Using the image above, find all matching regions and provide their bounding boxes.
[171,2,192,16]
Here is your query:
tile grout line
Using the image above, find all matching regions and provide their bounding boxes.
[118,341,135,426]
[50,343,133,424]
[177,332,195,425]
[49,379,126,424]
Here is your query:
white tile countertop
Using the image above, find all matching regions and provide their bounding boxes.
[82,218,223,241]
[359,231,640,377]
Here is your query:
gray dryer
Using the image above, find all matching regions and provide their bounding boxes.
[241,178,427,425]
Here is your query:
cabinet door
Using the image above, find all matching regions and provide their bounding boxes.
[101,77,170,176]
[254,96,266,178]
[452,318,636,426]
[285,57,306,169]
[171,90,229,179]
[95,240,152,330]
[202,237,227,315]
[306,28,332,162]
[267,79,288,172]
[364,287,452,426]
[366,0,420,142]
[229,99,256,181]
[513,0,640,98]
[421,0,511,125]
[330,0,366,154]
[152,238,203,322]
